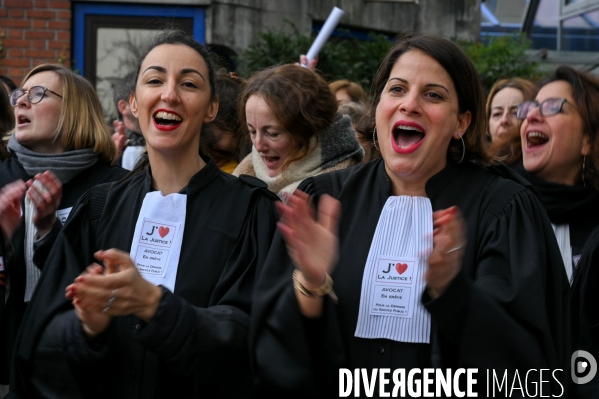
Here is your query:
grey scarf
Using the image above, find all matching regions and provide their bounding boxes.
[7,135,100,301]
[7,134,99,184]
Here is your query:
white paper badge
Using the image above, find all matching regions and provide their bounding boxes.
[355,196,433,343]
[129,191,187,292]
[56,207,73,225]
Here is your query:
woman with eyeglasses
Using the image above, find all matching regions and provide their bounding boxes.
[0,63,126,386]
[514,66,599,284]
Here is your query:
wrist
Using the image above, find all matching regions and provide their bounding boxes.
[136,284,162,323]
[292,269,337,302]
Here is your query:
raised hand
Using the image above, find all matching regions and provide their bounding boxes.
[276,190,340,316]
[26,171,62,237]
[426,206,467,299]
[111,119,128,165]
[0,180,26,243]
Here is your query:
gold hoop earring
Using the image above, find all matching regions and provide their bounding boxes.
[458,135,465,164]
[373,127,379,151]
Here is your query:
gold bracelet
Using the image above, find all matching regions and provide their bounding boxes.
[292,269,338,303]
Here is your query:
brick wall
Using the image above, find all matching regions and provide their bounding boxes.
[0,0,71,86]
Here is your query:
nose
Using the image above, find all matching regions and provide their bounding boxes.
[253,132,268,152]
[525,104,543,124]
[160,82,180,104]
[500,111,512,126]
[15,92,29,108]
[399,90,421,115]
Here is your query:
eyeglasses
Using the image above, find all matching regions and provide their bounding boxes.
[516,98,571,120]
[9,86,63,107]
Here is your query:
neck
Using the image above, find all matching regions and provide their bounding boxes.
[147,147,205,195]
[384,163,444,197]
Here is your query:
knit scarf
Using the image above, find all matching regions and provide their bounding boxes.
[234,114,363,198]
[7,135,100,301]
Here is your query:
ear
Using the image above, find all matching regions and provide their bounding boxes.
[453,111,472,140]
[129,93,138,119]
[117,99,129,115]
[203,96,219,124]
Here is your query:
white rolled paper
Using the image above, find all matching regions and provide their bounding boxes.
[305,7,344,65]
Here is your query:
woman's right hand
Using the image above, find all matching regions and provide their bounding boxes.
[0,180,26,244]
[276,190,340,316]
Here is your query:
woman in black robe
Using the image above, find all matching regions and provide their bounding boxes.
[8,30,277,398]
[513,66,599,284]
[0,64,126,386]
[251,33,570,397]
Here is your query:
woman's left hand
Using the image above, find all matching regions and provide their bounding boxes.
[27,171,62,237]
[68,249,163,323]
[426,206,467,299]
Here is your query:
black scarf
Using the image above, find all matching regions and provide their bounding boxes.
[513,162,599,225]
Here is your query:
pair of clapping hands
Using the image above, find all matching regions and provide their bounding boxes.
[277,191,466,309]
[65,249,163,339]
[0,171,62,243]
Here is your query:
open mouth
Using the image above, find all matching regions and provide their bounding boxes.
[262,156,280,168]
[152,110,182,130]
[391,123,426,154]
[526,131,549,148]
[17,115,31,124]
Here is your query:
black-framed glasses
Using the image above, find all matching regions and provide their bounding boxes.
[9,86,63,107]
[516,97,570,120]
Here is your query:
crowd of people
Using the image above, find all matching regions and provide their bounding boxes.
[0,28,597,398]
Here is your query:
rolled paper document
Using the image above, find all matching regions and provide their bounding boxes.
[304,6,344,66]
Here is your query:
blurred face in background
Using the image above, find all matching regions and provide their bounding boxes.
[246,95,294,177]
[489,87,523,141]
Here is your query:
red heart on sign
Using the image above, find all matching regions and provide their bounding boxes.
[395,263,408,275]
[158,226,170,238]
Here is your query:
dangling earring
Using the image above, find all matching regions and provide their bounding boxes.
[373,127,380,151]
[457,135,465,164]
[583,154,587,187]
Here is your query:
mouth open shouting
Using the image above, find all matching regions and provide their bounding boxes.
[153,109,182,131]
[525,131,549,151]
[391,121,426,154]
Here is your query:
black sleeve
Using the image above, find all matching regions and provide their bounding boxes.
[423,187,570,393]
[9,188,104,398]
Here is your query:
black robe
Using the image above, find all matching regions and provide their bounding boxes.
[571,226,599,398]
[0,157,126,383]
[251,159,570,398]
[9,159,278,399]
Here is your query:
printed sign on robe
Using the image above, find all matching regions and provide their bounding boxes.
[355,196,433,343]
[129,191,186,292]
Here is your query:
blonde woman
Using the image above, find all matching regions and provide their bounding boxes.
[0,64,126,385]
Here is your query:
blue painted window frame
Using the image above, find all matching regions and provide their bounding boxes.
[73,3,205,74]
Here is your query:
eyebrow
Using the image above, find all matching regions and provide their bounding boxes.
[388,77,450,94]
[142,66,205,81]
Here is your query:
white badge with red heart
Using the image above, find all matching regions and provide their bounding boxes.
[129,191,187,291]
[370,256,418,317]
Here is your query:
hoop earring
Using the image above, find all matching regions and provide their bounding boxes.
[583,154,587,187]
[373,127,380,151]
[457,135,465,164]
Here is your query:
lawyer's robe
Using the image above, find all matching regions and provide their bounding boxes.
[252,159,570,397]
[10,159,278,399]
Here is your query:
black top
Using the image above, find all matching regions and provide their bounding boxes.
[9,159,278,399]
[251,158,570,397]
[512,161,599,267]
[0,157,127,383]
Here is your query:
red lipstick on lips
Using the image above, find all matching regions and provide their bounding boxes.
[152,109,182,131]
[390,120,426,154]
